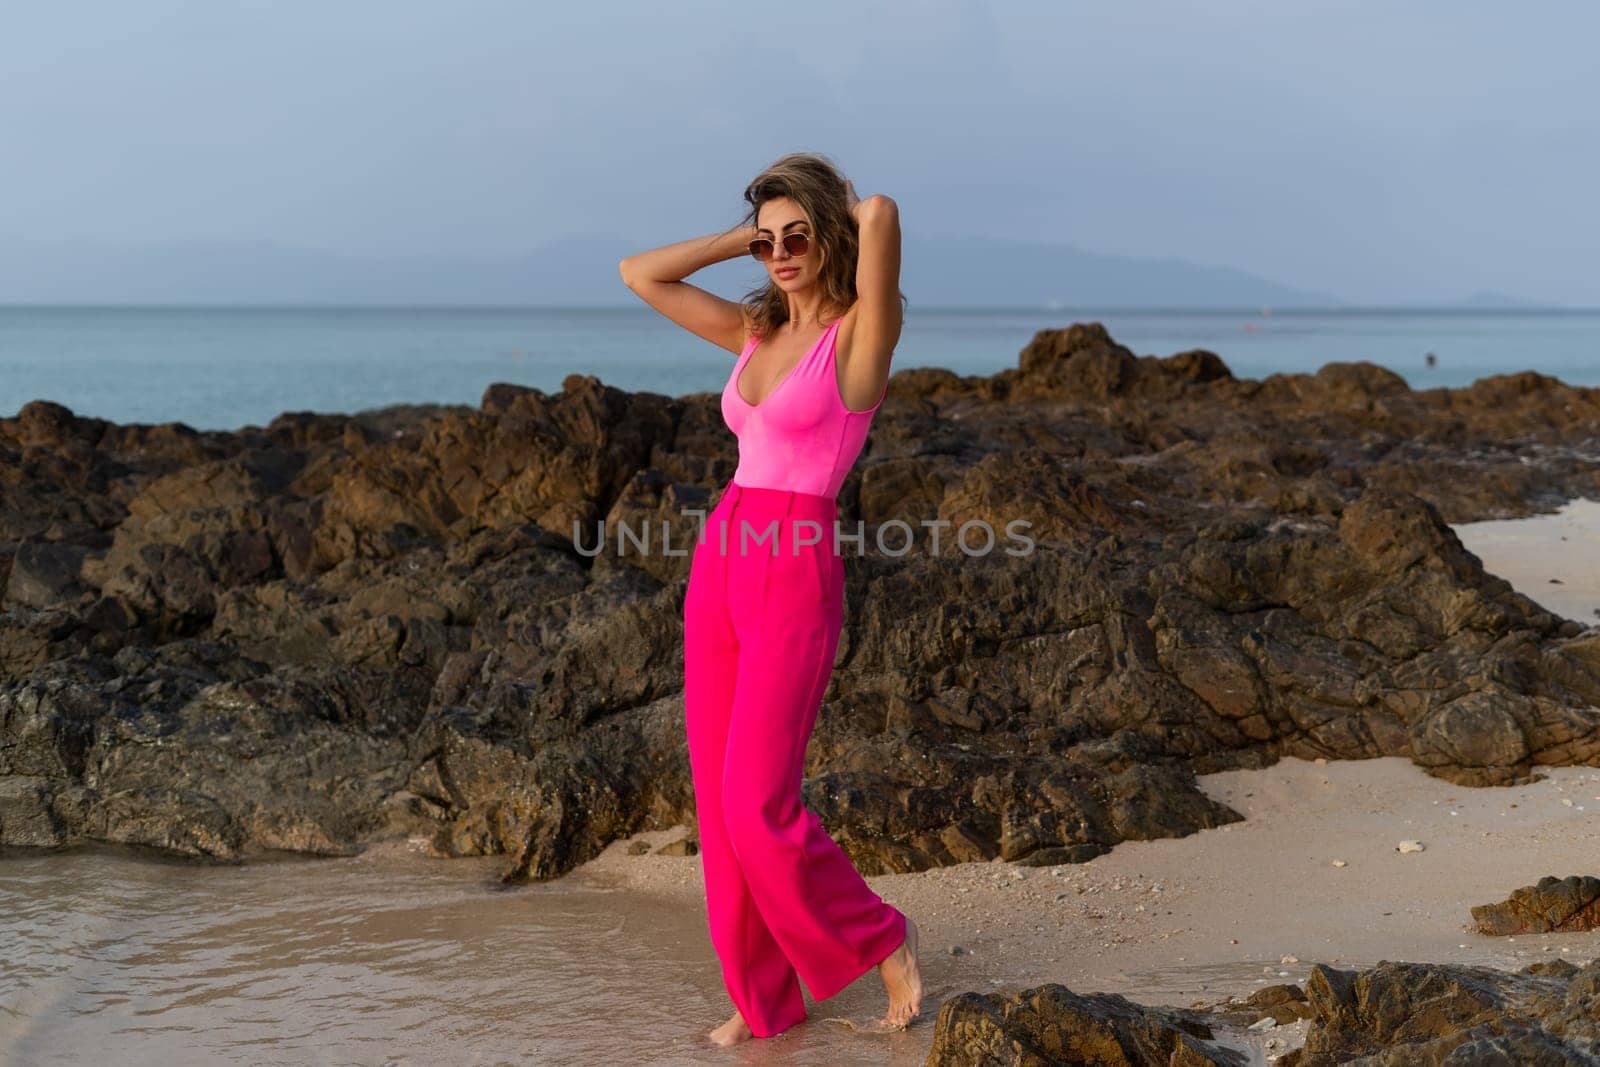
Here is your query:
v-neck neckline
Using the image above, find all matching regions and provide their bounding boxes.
[734,319,837,408]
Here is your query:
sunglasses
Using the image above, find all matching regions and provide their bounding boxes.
[748,231,811,262]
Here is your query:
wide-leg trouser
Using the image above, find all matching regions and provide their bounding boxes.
[682,478,907,1039]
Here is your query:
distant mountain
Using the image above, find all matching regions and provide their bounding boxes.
[897,234,1338,308]
[0,235,630,306]
[1450,289,1561,309]
[0,232,1340,308]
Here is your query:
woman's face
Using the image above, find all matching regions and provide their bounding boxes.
[755,196,817,292]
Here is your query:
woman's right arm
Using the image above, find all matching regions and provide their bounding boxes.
[619,227,755,356]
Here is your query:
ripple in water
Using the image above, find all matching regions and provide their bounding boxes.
[0,843,929,1065]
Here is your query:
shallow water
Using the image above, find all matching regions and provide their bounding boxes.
[0,842,935,1066]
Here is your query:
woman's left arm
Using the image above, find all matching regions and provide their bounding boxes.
[843,192,902,410]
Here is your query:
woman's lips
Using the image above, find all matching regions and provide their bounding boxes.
[776,267,799,278]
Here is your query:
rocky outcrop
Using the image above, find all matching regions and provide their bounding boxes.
[922,956,1600,1066]
[1279,956,1600,1065]
[2,325,1598,878]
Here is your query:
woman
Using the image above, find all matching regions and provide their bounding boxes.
[619,152,923,1046]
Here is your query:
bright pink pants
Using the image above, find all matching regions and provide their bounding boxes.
[682,479,907,1038]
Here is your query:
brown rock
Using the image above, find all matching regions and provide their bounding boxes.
[2,323,1598,884]
[925,982,1248,1066]
[1471,875,1600,935]
[1282,957,1600,1065]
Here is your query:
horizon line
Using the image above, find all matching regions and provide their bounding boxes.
[0,302,1594,314]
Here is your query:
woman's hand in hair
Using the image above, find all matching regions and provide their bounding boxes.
[847,185,896,227]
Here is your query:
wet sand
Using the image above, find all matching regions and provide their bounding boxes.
[9,755,1589,1067]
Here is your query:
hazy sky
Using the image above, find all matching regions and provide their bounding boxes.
[4,1,1597,305]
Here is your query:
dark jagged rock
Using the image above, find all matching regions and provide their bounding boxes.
[1472,875,1600,935]
[1,324,1598,879]
[927,956,1600,1066]
[1277,956,1600,1065]
[924,982,1250,1065]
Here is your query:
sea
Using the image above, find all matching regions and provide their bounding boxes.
[2,306,1598,432]
[0,843,773,1066]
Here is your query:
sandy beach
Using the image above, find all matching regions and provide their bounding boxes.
[548,498,1600,1063]
[1454,496,1600,627]
[566,757,1597,1063]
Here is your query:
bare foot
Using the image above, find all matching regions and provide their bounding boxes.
[876,914,924,1029]
[708,1008,753,1047]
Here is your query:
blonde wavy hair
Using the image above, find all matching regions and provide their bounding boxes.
[736,151,908,341]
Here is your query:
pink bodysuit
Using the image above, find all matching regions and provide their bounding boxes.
[720,317,890,498]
